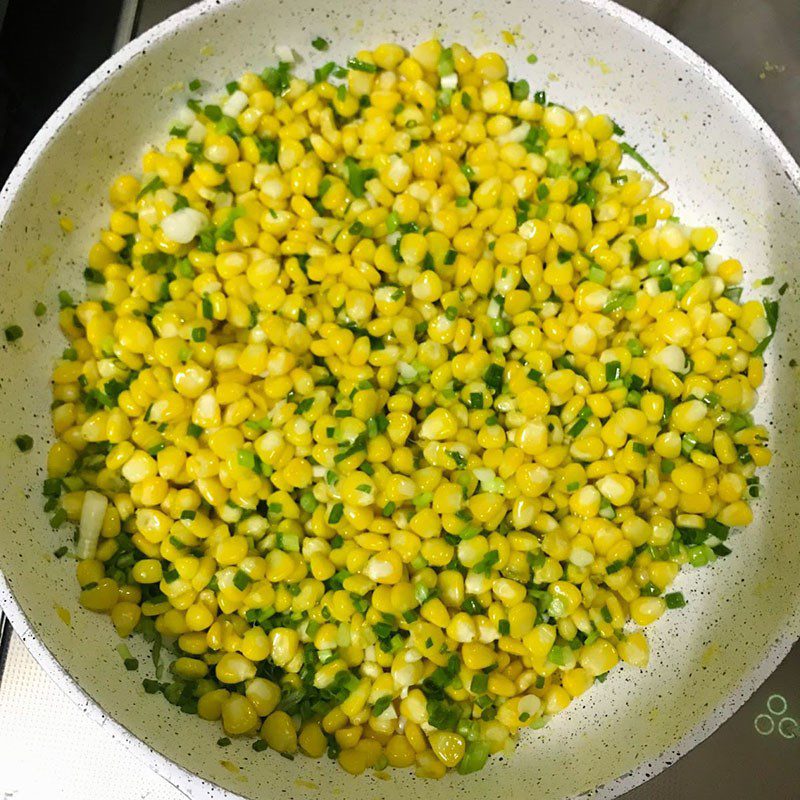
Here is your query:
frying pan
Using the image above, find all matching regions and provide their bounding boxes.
[0,0,798,798]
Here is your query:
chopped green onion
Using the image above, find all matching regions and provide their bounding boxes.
[4,324,23,342]
[511,80,529,100]
[14,434,33,452]
[665,592,686,609]
[347,57,377,73]
[328,502,344,524]
[619,142,668,189]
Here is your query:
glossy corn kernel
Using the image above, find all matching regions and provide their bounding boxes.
[260,710,298,754]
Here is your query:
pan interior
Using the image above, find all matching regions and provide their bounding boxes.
[0,0,797,798]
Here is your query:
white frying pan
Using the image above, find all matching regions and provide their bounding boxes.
[0,0,798,797]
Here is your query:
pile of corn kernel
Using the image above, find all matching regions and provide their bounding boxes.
[45,38,774,778]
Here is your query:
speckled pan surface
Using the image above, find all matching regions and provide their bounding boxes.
[0,0,798,797]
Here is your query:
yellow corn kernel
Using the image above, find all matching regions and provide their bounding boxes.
[216,652,257,684]
[198,689,229,721]
[461,642,495,670]
[428,731,466,768]
[110,601,141,637]
[629,597,666,626]
[299,721,327,758]
[261,710,298,754]
[579,639,619,676]
[618,631,650,667]
[246,678,281,717]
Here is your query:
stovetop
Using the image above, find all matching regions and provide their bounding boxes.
[0,1,797,798]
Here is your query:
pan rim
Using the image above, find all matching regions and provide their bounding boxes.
[0,0,798,798]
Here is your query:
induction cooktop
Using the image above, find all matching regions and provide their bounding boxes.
[0,1,797,798]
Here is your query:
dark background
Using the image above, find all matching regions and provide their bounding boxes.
[0,1,797,798]
[0,0,126,181]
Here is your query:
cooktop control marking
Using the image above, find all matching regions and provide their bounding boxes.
[754,694,798,739]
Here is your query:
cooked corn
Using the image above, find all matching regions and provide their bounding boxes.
[45,38,773,779]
